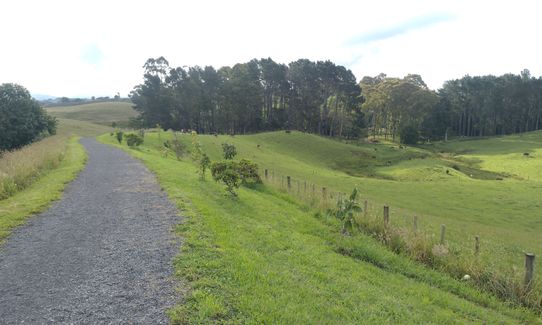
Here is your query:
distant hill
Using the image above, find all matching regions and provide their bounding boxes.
[32,93,57,101]
[45,101,137,127]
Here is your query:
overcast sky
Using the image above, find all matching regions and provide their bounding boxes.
[1,0,541,97]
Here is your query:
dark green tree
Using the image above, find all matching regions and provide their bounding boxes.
[0,83,57,150]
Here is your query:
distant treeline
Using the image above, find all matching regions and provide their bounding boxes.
[130,57,364,138]
[130,57,542,142]
[40,96,130,107]
[362,70,542,141]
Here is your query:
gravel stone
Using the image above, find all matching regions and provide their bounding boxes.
[0,138,182,324]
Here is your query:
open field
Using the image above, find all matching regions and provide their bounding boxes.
[106,129,542,309]
[133,130,542,275]
[46,101,137,127]
[99,132,541,323]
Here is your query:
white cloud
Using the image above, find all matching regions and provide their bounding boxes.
[1,0,541,96]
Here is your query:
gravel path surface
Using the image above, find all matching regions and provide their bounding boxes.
[0,138,181,324]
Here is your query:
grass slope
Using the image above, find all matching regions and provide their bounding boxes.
[99,133,540,323]
[46,101,137,127]
[154,131,541,276]
[0,137,87,242]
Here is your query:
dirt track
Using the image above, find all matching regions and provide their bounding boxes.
[0,138,181,324]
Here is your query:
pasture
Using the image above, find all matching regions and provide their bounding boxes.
[46,101,137,127]
[99,131,540,323]
[140,130,542,276]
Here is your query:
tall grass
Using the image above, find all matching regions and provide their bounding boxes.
[262,168,542,313]
[0,135,69,200]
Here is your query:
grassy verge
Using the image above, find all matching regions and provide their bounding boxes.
[0,137,87,242]
[0,135,70,199]
[99,132,540,323]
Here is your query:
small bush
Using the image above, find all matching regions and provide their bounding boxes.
[221,143,237,160]
[211,161,241,196]
[115,131,123,144]
[237,159,261,185]
[169,132,186,160]
[199,153,211,180]
[211,159,260,196]
[125,133,144,147]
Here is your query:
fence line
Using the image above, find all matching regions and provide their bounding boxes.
[260,167,538,297]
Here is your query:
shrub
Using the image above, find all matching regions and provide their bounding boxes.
[125,133,143,147]
[237,159,261,185]
[222,143,237,160]
[211,159,260,195]
[115,131,123,144]
[399,124,419,145]
[199,153,211,180]
[211,161,241,196]
[170,132,186,160]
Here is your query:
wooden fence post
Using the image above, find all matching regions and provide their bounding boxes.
[322,187,327,201]
[383,205,389,225]
[364,200,368,217]
[304,181,307,194]
[440,224,446,245]
[264,169,268,180]
[287,176,291,189]
[524,253,535,289]
[475,235,480,255]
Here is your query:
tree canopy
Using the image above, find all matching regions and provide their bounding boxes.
[130,57,365,138]
[130,57,542,144]
[0,83,57,151]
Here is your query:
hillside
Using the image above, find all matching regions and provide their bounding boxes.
[46,101,137,127]
[137,131,541,282]
[99,131,541,323]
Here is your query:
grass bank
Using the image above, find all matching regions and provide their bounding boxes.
[0,137,87,242]
[99,132,540,323]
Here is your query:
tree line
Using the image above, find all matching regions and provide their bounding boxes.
[131,57,542,143]
[130,57,364,138]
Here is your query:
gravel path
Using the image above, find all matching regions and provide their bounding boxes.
[0,138,181,324]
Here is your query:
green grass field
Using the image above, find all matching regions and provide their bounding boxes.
[99,132,541,323]
[131,130,541,279]
[7,97,542,321]
[46,101,137,127]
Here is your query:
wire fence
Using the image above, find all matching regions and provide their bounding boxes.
[259,167,541,311]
